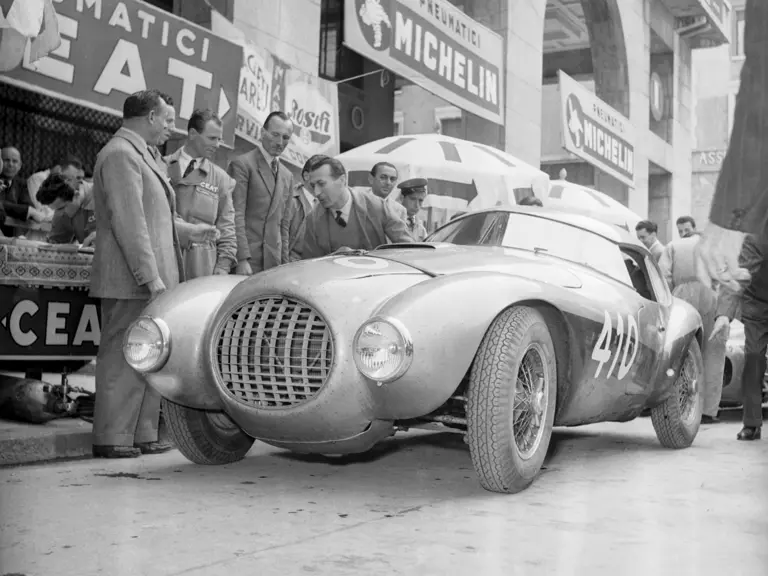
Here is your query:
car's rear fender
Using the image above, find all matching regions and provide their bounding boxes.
[364,271,580,420]
[140,275,246,410]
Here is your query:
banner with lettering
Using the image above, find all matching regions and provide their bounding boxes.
[211,11,340,169]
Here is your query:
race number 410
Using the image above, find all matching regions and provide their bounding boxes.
[591,310,639,380]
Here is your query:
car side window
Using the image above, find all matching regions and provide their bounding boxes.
[644,255,672,306]
[621,247,658,303]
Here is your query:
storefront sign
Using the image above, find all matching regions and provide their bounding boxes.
[692,148,727,172]
[344,0,505,126]
[558,71,635,188]
[211,11,340,168]
[0,0,243,147]
[0,286,101,361]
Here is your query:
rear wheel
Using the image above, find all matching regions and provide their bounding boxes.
[162,398,254,464]
[651,339,703,448]
[466,306,557,494]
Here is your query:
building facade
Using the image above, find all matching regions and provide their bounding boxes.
[0,0,730,246]
[690,0,743,230]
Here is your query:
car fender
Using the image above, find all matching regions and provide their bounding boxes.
[140,275,246,410]
[648,296,703,404]
[363,270,578,420]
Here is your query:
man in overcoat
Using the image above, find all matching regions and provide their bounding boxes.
[301,156,412,259]
[228,111,295,274]
[165,109,237,278]
[89,90,217,458]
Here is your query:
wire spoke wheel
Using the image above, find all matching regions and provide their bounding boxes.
[512,345,548,460]
[676,350,698,425]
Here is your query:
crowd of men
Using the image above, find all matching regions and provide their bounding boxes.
[634,216,765,441]
[0,89,432,459]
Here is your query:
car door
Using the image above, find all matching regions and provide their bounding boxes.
[615,247,668,396]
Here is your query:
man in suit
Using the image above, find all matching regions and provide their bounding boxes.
[697,0,768,292]
[397,178,429,242]
[283,155,321,263]
[1,145,45,236]
[635,220,665,263]
[358,161,408,223]
[165,108,237,278]
[228,111,295,275]
[676,216,696,239]
[301,156,413,259]
[711,235,768,441]
[89,89,218,459]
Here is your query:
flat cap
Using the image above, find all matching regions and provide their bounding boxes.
[397,177,428,191]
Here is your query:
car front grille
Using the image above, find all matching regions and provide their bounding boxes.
[215,296,334,409]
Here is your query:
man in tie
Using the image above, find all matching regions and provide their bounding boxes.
[283,155,322,263]
[358,161,408,223]
[164,108,237,279]
[89,89,217,459]
[300,156,413,259]
[397,178,429,242]
[228,111,295,275]
[1,145,45,237]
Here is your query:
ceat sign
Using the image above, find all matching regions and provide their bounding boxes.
[0,287,101,360]
[0,0,243,147]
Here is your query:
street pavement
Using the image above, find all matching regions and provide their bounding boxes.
[1,412,767,576]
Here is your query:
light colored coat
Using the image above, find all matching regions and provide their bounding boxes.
[301,187,413,259]
[164,149,237,275]
[283,183,315,263]
[89,128,195,299]
[227,148,294,272]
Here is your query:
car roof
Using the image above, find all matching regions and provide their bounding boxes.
[460,206,646,249]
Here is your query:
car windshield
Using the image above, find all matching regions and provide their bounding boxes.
[427,211,632,285]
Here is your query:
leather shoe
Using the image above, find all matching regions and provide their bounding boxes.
[93,445,141,459]
[701,415,720,424]
[736,427,762,441]
[135,441,174,455]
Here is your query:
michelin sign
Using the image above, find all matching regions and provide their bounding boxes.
[559,71,635,188]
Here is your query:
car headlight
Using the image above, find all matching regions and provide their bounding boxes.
[353,317,413,383]
[122,316,171,373]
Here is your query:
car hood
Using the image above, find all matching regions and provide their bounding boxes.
[370,244,583,288]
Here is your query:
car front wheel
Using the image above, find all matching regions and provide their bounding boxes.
[466,306,557,494]
[162,399,254,465]
[651,339,703,448]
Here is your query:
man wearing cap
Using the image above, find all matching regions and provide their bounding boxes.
[397,177,429,241]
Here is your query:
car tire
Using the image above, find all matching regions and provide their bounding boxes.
[162,398,254,465]
[651,339,703,449]
[466,306,557,494]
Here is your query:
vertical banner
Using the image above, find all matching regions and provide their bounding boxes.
[211,11,340,169]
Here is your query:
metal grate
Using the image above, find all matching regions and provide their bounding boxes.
[0,83,121,177]
[216,296,334,409]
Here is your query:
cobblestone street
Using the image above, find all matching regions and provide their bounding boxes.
[1,412,767,576]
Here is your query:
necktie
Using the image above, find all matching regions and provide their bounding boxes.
[183,159,196,178]
[407,216,415,229]
[334,210,347,227]
[271,158,279,176]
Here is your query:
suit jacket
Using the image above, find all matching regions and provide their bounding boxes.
[165,148,237,274]
[89,127,192,300]
[1,176,34,236]
[227,148,293,273]
[710,0,768,237]
[283,183,315,263]
[301,188,413,259]
[715,235,768,320]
